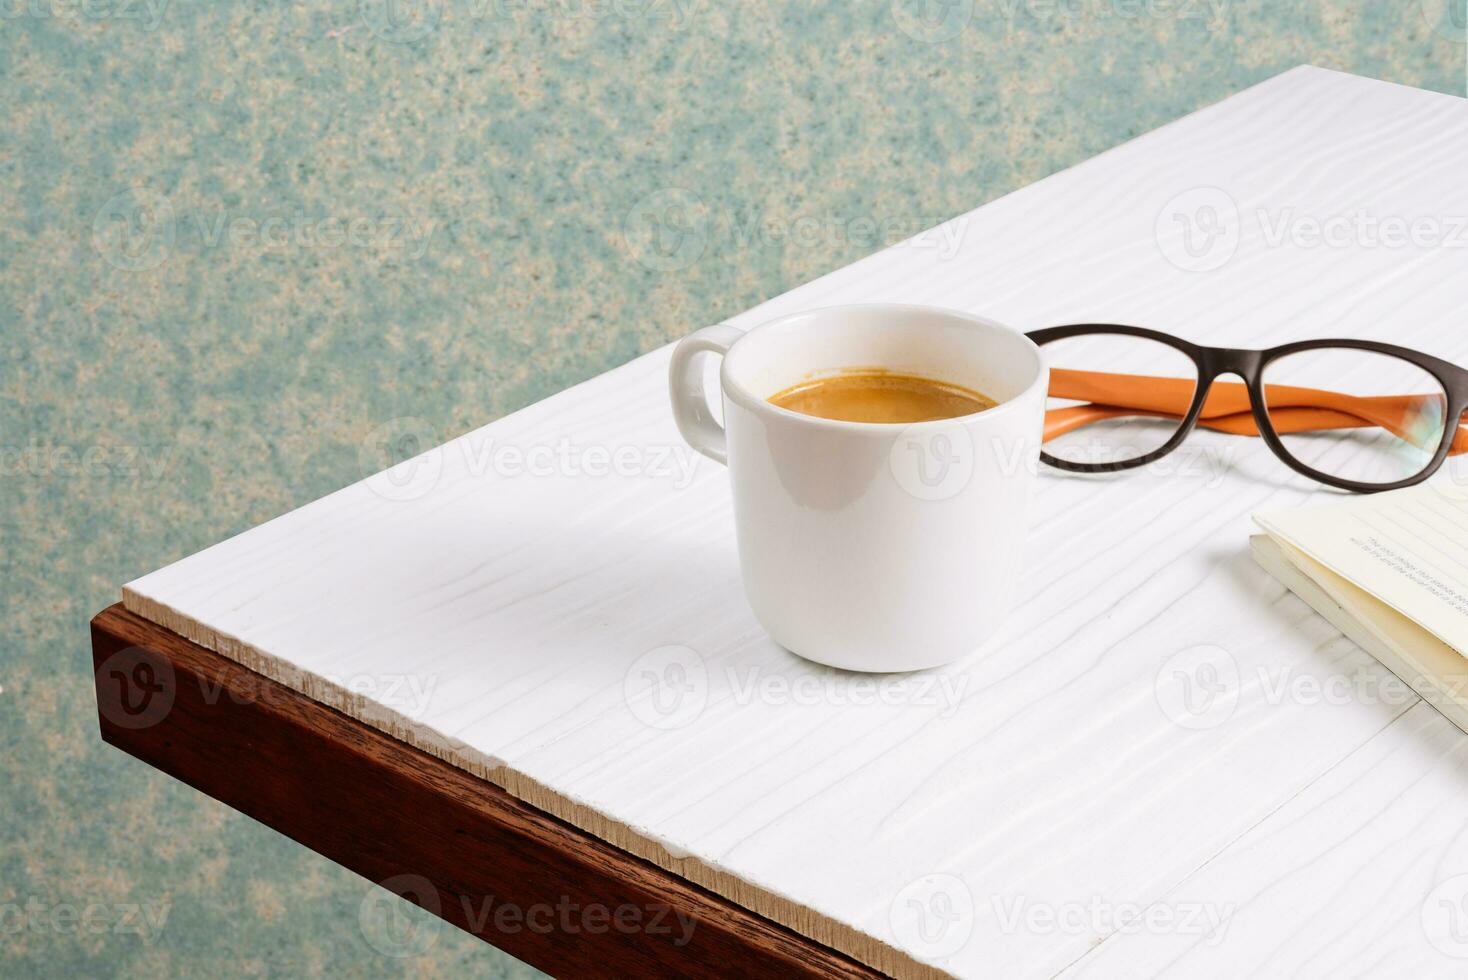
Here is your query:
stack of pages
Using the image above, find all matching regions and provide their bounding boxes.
[1254,482,1468,734]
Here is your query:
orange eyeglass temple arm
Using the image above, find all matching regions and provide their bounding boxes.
[1043,369,1468,455]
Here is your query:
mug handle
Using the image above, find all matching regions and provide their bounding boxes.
[669,324,744,466]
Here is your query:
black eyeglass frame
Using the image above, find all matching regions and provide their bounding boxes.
[1025,324,1468,494]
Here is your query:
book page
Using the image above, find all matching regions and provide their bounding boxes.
[1252,535,1468,706]
[1255,481,1468,658]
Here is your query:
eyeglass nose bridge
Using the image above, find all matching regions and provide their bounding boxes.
[1197,346,1265,385]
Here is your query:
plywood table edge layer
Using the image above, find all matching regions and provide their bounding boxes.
[96,599,917,979]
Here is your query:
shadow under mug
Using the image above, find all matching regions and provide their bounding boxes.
[670,303,1048,672]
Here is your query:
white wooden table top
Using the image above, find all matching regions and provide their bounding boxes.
[125,67,1468,979]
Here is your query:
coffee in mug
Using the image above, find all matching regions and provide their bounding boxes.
[768,370,997,424]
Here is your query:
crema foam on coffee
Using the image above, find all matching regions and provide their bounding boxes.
[768,370,996,424]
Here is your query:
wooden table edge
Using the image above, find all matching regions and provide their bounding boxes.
[90,603,887,979]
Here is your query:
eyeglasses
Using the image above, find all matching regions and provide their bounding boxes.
[1025,325,1468,493]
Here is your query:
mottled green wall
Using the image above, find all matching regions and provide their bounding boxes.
[2,0,1461,974]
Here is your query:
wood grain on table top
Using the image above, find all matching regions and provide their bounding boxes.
[124,67,1468,978]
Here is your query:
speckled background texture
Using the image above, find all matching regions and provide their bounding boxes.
[2,0,1462,974]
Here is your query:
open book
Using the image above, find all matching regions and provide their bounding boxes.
[1253,482,1468,734]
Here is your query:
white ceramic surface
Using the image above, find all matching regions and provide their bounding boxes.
[669,305,1047,671]
[122,68,1468,979]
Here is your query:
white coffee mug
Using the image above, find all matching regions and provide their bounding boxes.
[670,304,1047,672]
